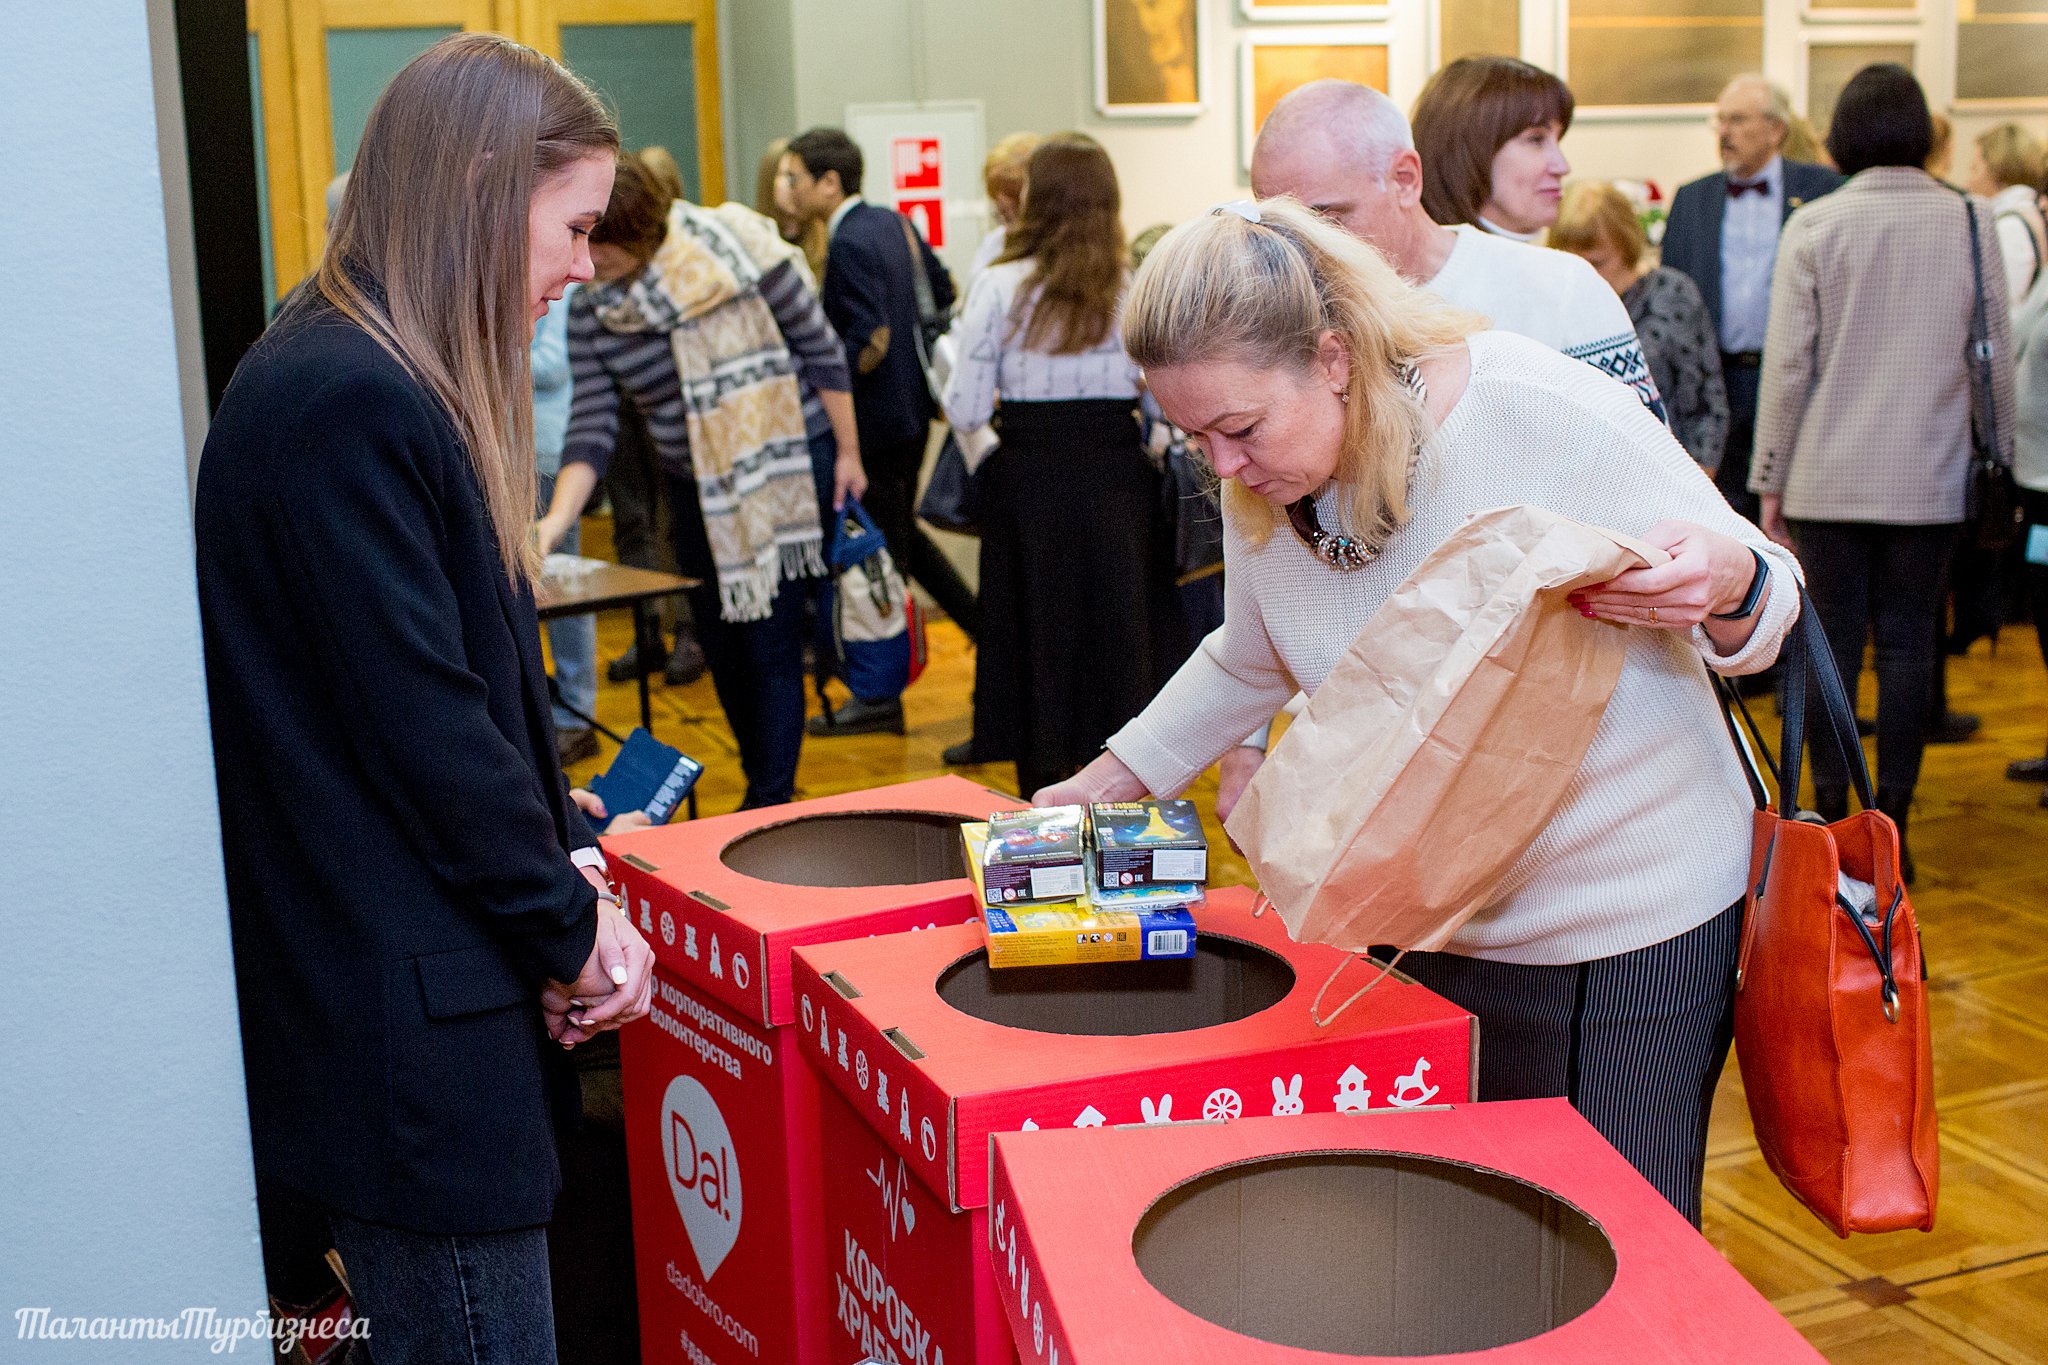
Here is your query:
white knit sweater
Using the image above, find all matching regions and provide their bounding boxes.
[1108,331,1802,965]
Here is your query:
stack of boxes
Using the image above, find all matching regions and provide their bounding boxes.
[968,801,1210,969]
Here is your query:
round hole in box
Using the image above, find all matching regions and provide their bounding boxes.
[718,811,969,888]
[1133,1152,1616,1356]
[934,935,1295,1036]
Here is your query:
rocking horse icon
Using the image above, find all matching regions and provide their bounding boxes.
[1388,1058,1439,1109]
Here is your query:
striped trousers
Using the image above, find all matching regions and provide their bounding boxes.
[1394,899,1744,1226]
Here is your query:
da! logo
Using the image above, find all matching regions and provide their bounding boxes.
[661,1075,743,1278]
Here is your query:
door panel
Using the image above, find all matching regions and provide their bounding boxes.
[560,21,703,199]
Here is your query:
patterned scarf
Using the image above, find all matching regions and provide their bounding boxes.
[591,201,822,623]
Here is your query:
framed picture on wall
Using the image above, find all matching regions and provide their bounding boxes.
[1801,0,1918,22]
[1239,31,1391,169]
[1095,0,1204,117]
[1798,31,1917,136]
[1240,0,1388,21]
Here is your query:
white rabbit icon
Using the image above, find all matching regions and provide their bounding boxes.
[1140,1094,1173,1125]
[1270,1074,1304,1117]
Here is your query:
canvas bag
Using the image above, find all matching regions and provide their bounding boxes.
[825,496,927,702]
[1228,504,1667,957]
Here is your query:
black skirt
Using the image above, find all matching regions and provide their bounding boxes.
[973,398,1174,797]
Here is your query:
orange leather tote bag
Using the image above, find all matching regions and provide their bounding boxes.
[1722,594,1938,1238]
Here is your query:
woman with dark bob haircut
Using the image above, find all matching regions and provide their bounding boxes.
[1751,62,2015,882]
[1411,55,1574,239]
[1824,62,1933,176]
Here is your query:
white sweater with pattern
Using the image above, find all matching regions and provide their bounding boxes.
[1107,331,1801,965]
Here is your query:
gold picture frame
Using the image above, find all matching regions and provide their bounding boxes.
[1239,32,1391,169]
[1095,0,1205,118]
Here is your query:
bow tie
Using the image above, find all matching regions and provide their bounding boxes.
[1728,178,1769,198]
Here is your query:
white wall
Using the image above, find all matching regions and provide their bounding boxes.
[0,0,266,1348]
[730,0,2024,234]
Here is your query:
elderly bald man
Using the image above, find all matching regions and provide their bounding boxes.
[1251,79,1661,417]
[1661,74,1842,522]
[1214,80,1671,818]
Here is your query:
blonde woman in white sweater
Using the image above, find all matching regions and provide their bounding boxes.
[1038,198,1802,1224]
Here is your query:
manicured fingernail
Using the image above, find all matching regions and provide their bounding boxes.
[610,965,629,985]
[1580,609,1597,619]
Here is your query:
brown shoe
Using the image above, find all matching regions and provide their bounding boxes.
[556,726,600,767]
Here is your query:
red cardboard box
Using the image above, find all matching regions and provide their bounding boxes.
[988,1100,1825,1363]
[791,885,1476,1365]
[610,779,1013,1365]
[605,776,1011,1027]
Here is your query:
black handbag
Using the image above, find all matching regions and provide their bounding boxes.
[1961,191,2024,552]
[917,430,982,536]
[1161,437,1223,584]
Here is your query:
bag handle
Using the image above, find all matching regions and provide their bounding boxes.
[898,213,945,406]
[1309,949,1411,1029]
[1958,189,2009,488]
[1775,589,1877,817]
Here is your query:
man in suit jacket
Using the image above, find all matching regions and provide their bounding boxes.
[782,127,978,736]
[1663,74,1843,522]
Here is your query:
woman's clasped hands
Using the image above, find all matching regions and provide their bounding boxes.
[543,857,656,1049]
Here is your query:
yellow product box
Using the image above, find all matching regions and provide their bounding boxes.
[962,822,1197,969]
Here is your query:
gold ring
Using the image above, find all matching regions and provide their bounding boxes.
[1648,606,1660,624]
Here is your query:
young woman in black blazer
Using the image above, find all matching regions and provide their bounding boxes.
[193,34,652,1362]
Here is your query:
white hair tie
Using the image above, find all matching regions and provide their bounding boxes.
[1211,198,1262,224]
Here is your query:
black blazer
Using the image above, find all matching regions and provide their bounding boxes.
[194,296,601,1236]
[821,199,957,453]
[1661,158,1844,337]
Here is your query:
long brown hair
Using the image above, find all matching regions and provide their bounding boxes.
[997,134,1126,354]
[310,32,617,583]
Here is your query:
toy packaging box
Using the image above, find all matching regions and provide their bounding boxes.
[988,1101,1826,1364]
[963,821,1197,968]
[980,806,1087,905]
[1088,799,1207,888]
[790,885,1476,1365]
[606,778,1014,1365]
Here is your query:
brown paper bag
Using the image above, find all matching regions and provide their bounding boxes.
[1226,504,1669,955]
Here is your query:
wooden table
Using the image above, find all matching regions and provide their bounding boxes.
[536,559,696,740]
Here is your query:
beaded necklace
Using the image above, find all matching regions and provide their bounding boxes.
[1284,363,1428,571]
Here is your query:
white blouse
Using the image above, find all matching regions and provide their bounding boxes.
[940,258,1143,433]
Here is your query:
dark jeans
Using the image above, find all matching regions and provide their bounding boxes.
[864,432,980,642]
[328,1211,556,1365]
[667,473,808,808]
[1789,519,1959,804]
[1714,356,1761,524]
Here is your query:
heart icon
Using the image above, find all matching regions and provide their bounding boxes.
[660,1075,743,1279]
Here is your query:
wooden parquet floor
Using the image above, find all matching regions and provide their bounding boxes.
[559,514,2048,1363]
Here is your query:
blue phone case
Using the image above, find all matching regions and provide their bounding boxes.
[587,728,702,826]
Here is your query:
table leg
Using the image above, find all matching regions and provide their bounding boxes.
[633,601,655,735]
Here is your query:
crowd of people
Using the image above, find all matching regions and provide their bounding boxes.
[188,28,2046,1362]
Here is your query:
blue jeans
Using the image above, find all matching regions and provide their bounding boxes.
[328,1211,556,1364]
[537,471,598,729]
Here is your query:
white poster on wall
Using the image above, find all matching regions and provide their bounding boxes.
[845,100,989,291]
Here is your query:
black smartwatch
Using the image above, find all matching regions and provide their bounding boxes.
[1710,547,1770,621]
